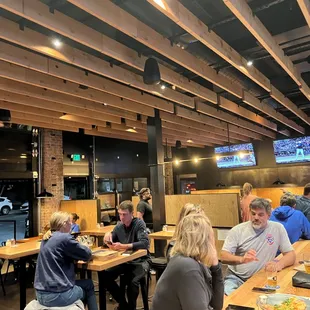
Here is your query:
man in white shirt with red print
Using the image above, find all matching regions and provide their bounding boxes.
[221,198,296,295]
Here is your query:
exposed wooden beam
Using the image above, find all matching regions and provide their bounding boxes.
[159,111,250,142]
[0,14,193,109]
[175,107,264,140]
[224,0,310,103]
[10,117,79,133]
[0,90,123,124]
[297,0,310,27]
[0,77,138,122]
[147,0,270,91]
[67,0,305,133]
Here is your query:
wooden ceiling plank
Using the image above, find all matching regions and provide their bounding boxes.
[0,60,156,117]
[67,0,242,98]
[224,0,310,103]
[0,12,193,109]
[160,111,250,142]
[0,76,138,121]
[175,107,264,140]
[194,103,276,139]
[10,117,79,133]
[147,0,270,91]
[0,90,123,124]
[66,0,304,133]
[0,19,288,135]
[243,91,305,134]
[10,111,92,130]
[297,0,310,27]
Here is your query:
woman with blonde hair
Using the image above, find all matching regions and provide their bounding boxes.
[166,203,204,260]
[152,214,224,310]
[240,182,257,222]
[34,211,98,310]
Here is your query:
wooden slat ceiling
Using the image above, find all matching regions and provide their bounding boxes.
[0,0,309,148]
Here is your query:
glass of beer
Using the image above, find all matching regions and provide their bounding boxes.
[265,263,277,288]
[304,253,310,274]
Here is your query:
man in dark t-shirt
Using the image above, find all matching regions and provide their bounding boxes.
[137,188,153,230]
[103,200,150,310]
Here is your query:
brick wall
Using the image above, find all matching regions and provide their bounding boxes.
[40,129,64,232]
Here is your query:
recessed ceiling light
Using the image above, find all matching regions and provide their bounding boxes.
[117,156,120,159]
[160,84,166,90]
[193,157,199,163]
[174,159,180,165]
[52,38,62,48]
[20,155,27,159]
[136,154,139,157]
[187,139,193,143]
[247,60,253,67]
[103,103,108,106]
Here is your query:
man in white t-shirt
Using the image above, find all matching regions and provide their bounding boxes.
[221,198,296,295]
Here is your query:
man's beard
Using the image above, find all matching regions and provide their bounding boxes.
[145,197,151,201]
[252,221,263,229]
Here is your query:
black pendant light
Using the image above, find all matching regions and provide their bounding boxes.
[143,57,161,85]
[36,189,54,199]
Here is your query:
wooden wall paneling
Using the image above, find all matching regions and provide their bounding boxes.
[60,199,101,230]
[165,194,240,227]
[192,189,241,195]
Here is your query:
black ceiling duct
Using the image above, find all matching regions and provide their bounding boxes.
[143,57,161,85]
[0,109,11,122]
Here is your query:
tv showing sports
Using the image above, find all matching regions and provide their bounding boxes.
[215,143,256,168]
[273,136,310,164]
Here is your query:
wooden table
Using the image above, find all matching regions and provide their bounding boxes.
[224,240,310,309]
[78,249,147,310]
[148,230,174,240]
[81,225,116,236]
[0,240,41,310]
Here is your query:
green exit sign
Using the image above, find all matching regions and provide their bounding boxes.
[72,154,81,161]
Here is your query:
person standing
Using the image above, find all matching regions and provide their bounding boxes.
[240,182,257,222]
[136,188,153,230]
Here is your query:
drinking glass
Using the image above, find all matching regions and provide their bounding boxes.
[304,253,310,274]
[265,263,277,288]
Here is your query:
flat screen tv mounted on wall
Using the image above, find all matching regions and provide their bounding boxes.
[214,143,256,169]
[273,136,310,164]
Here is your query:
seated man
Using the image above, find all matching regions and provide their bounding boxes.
[296,183,310,222]
[270,193,310,244]
[221,198,296,296]
[103,200,150,310]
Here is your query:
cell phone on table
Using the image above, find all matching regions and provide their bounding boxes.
[122,249,135,256]
[252,287,276,293]
[226,305,255,310]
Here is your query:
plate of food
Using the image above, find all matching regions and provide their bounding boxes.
[259,294,310,310]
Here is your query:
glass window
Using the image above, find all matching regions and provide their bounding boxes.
[133,178,148,191]
[97,178,115,193]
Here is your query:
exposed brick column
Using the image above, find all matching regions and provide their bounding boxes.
[39,129,64,232]
[164,145,174,195]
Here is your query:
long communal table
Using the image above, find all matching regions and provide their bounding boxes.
[223,240,310,309]
[0,236,146,310]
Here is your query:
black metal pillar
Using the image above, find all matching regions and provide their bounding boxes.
[147,109,166,256]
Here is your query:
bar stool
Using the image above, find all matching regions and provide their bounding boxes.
[150,257,167,281]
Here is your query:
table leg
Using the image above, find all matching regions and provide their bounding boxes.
[19,257,27,310]
[98,271,107,310]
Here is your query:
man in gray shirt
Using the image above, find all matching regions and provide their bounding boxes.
[221,198,296,295]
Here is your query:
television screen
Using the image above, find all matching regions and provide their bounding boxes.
[273,136,310,164]
[215,143,256,168]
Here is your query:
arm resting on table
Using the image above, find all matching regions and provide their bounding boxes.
[277,250,296,271]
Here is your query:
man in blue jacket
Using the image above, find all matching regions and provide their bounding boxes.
[270,193,310,244]
[296,183,310,221]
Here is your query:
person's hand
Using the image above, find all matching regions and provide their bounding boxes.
[265,260,283,272]
[109,242,125,251]
[103,232,112,244]
[240,249,259,264]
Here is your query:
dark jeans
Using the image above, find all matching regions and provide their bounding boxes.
[102,261,149,310]
[36,279,98,310]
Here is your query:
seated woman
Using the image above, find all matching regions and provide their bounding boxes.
[152,214,224,310]
[166,203,204,260]
[34,211,98,310]
[70,213,80,233]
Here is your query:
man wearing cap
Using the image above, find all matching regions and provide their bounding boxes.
[136,188,153,230]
